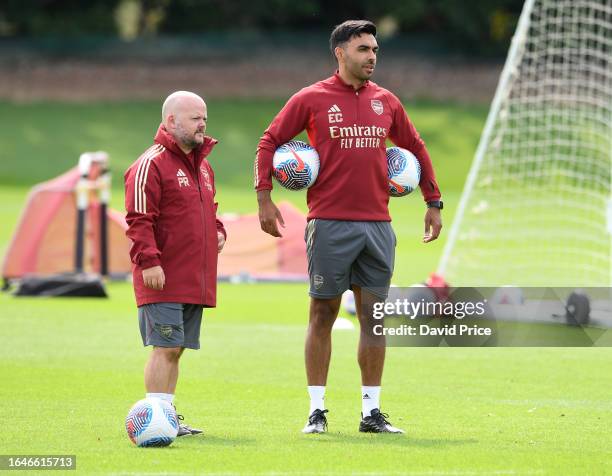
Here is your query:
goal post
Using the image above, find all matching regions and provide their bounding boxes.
[438,0,612,287]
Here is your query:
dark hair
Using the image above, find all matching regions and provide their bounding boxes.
[329,20,377,56]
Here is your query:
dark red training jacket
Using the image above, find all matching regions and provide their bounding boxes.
[124,125,226,307]
[255,73,441,221]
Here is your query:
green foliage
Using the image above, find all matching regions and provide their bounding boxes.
[426,0,522,54]
[1,0,523,54]
[1,0,118,36]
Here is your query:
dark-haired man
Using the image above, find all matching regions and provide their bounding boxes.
[255,20,442,434]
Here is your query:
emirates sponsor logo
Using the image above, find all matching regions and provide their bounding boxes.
[329,123,388,149]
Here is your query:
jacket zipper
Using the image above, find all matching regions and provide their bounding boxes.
[196,171,207,304]
[182,153,207,304]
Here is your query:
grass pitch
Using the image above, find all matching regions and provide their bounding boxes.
[1,284,611,474]
[1,99,611,474]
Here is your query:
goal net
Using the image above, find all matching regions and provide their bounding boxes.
[438,0,612,287]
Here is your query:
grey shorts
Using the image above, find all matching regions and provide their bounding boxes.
[305,219,396,299]
[138,302,203,350]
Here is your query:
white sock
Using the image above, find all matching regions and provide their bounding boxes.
[146,392,175,404]
[361,386,381,416]
[308,386,326,415]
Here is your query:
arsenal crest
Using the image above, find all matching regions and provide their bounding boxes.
[199,166,213,191]
[371,99,383,115]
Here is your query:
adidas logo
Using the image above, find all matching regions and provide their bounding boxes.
[327,104,343,123]
[363,394,370,399]
[176,168,190,187]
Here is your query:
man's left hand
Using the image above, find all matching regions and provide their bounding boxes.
[218,231,226,253]
[423,207,442,243]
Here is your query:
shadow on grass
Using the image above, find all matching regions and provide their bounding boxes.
[301,433,477,448]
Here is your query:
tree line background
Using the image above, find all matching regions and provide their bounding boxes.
[1,0,525,55]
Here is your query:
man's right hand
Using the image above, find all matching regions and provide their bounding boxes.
[257,190,285,237]
[142,265,165,290]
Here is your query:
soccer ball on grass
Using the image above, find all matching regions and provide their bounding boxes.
[125,397,178,447]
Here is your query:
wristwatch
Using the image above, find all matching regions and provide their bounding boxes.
[427,200,443,210]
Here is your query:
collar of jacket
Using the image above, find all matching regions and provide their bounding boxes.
[154,124,218,170]
[332,70,371,92]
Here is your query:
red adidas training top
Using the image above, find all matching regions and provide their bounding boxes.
[124,125,226,307]
[255,73,441,221]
